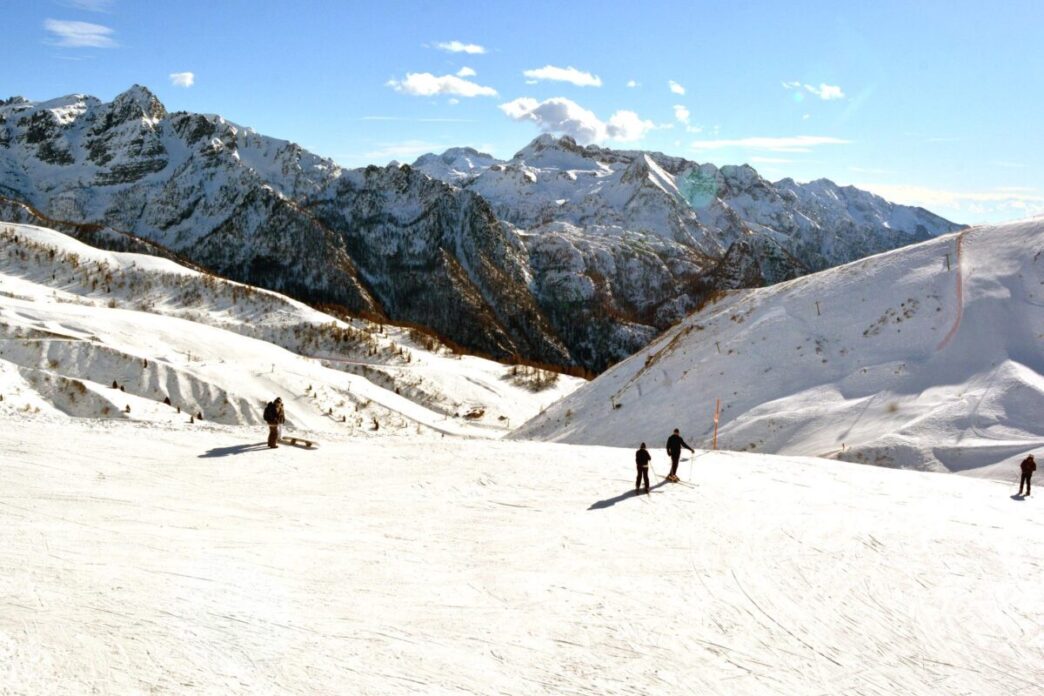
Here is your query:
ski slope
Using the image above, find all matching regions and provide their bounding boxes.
[0,418,1040,694]
[0,222,581,437]
[517,218,1044,476]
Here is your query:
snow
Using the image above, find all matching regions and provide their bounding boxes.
[2,220,1042,694]
[1,418,1040,694]
[517,218,1044,475]
[0,222,582,436]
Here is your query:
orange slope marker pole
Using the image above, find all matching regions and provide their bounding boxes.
[713,398,721,450]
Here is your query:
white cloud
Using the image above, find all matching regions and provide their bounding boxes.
[855,183,1044,223]
[43,18,117,48]
[522,65,602,87]
[691,135,851,153]
[626,80,639,88]
[435,40,485,54]
[169,72,195,88]
[672,104,702,133]
[387,72,497,98]
[606,110,656,142]
[456,66,476,77]
[805,83,844,100]
[500,97,541,120]
[668,80,686,95]
[782,81,845,100]
[62,0,113,11]
[856,183,1044,210]
[499,96,654,144]
[448,98,460,105]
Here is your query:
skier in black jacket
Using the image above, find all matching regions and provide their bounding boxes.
[1018,454,1036,496]
[635,443,651,494]
[665,428,694,482]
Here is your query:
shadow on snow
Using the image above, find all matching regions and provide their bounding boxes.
[589,479,670,510]
[198,442,271,458]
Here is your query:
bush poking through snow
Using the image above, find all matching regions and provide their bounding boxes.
[506,364,560,391]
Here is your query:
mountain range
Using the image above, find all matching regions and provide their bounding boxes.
[0,86,962,370]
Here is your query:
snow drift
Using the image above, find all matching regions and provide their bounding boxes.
[515,217,1044,475]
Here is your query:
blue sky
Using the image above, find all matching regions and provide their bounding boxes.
[4,0,1042,224]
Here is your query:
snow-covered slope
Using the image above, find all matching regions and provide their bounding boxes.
[0,222,581,435]
[2,87,961,372]
[516,217,1044,474]
[2,417,1040,694]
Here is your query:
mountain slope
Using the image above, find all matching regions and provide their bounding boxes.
[0,88,574,366]
[515,217,1044,475]
[0,222,581,435]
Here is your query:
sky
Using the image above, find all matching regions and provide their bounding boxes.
[3,0,1042,224]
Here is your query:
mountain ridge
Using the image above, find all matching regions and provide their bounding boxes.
[1,85,963,371]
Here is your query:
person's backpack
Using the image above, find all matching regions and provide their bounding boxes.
[263,401,277,424]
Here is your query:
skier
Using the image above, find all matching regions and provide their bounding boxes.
[665,428,694,482]
[635,443,651,495]
[263,397,285,448]
[1018,454,1036,496]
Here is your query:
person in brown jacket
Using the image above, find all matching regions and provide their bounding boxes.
[1018,454,1036,496]
[263,397,285,448]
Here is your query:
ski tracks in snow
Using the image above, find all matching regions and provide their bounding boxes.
[0,422,1042,695]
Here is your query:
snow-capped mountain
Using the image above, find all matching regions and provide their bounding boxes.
[1,87,961,371]
[515,217,1044,475]
[411,146,501,182]
[0,221,581,434]
[419,134,961,278]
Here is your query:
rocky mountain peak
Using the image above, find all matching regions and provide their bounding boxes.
[512,134,599,170]
[412,146,501,182]
[111,84,167,123]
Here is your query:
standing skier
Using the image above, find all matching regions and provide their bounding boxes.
[635,443,651,495]
[263,397,285,448]
[665,428,694,482]
[1018,454,1036,496]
